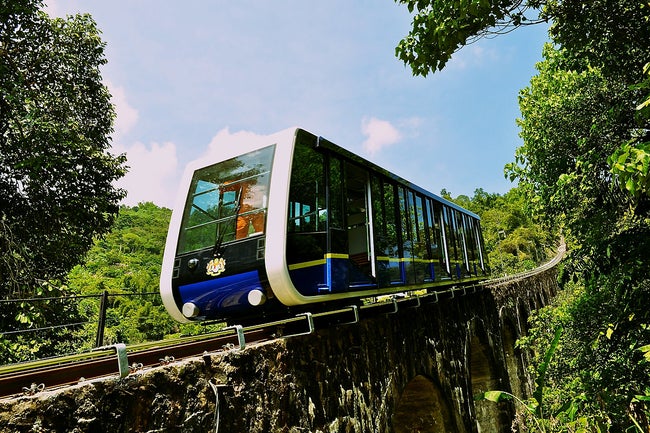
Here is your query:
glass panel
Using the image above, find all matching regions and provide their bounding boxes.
[383,181,398,258]
[412,194,429,282]
[476,220,486,271]
[287,143,325,234]
[371,176,389,287]
[427,199,447,280]
[426,199,439,261]
[443,206,456,262]
[178,145,275,254]
[465,216,479,275]
[379,181,402,285]
[286,137,327,266]
[402,190,416,283]
[435,202,450,278]
[329,156,344,230]
[456,210,469,276]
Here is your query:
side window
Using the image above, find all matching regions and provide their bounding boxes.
[443,206,456,261]
[286,136,327,264]
[425,199,440,261]
[371,178,402,286]
[455,210,469,269]
[411,193,429,282]
[370,175,385,251]
[383,181,399,257]
[464,215,477,263]
[412,194,426,258]
[287,144,326,233]
[329,156,344,229]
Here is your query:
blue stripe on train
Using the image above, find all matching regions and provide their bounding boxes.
[289,257,375,296]
[178,270,262,317]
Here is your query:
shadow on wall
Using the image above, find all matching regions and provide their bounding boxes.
[392,375,457,432]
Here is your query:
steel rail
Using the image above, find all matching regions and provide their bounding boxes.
[483,240,566,288]
[0,286,480,399]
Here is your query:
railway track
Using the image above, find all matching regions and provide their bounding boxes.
[0,244,564,400]
[0,289,468,399]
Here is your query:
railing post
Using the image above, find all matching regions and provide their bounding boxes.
[95,290,108,348]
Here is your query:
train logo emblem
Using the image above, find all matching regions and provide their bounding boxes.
[206,257,226,276]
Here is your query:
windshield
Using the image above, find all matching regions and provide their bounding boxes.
[177,144,275,254]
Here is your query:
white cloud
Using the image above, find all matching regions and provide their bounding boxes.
[361,117,402,156]
[202,127,270,160]
[107,82,139,139]
[43,0,61,17]
[103,82,178,208]
[447,45,499,71]
[113,141,179,208]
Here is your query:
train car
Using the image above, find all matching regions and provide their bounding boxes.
[160,127,488,323]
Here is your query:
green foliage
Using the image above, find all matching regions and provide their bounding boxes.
[0,0,127,297]
[0,0,126,363]
[0,281,86,364]
[517,280,650,431]
[545,0,650,83]
[533,326,562,418]
[448,186,556,276]
[399,0,650,429]
[395,0,546,76]
[66,203,179,349]
[0,203,224,363]
[507,44,647,281]
[609,140,650,199]
[609,62,650,200]
[505,1,650,428]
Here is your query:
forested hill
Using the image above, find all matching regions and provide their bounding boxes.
[0,203,178,363]
[65,203,182,347]
[68,202,170,297]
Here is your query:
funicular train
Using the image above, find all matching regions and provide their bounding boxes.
[160,127,488,323]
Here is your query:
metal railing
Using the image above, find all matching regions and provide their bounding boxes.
[0,290,165,353]
[483,240,566,288]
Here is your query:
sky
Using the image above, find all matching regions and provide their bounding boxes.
[46,1,550,209]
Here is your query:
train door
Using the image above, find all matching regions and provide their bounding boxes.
[344,162,375,287]
[455,211,471,277]
[370,176,403,288]
[441,205,454,278]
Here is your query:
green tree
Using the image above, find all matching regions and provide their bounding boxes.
[609,62,650,200]
[395,0,650,81]
[509,45,639,275]
[509,4,649,430]
[67,203,179,348]
[464,187,554,276]
[0,0,127,297]
[395,0,650,428]
[395,0,546,76]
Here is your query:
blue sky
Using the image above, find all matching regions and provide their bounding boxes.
[47,1,549,209]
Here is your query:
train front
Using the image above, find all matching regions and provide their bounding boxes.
[160,141,279,322]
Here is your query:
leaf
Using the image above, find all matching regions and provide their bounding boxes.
[639,344,650,362]
[533,326,563,416]
[475,390,513,402]
[626,177,636,195]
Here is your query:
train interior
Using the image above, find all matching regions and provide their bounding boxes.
[344,165,375,287]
